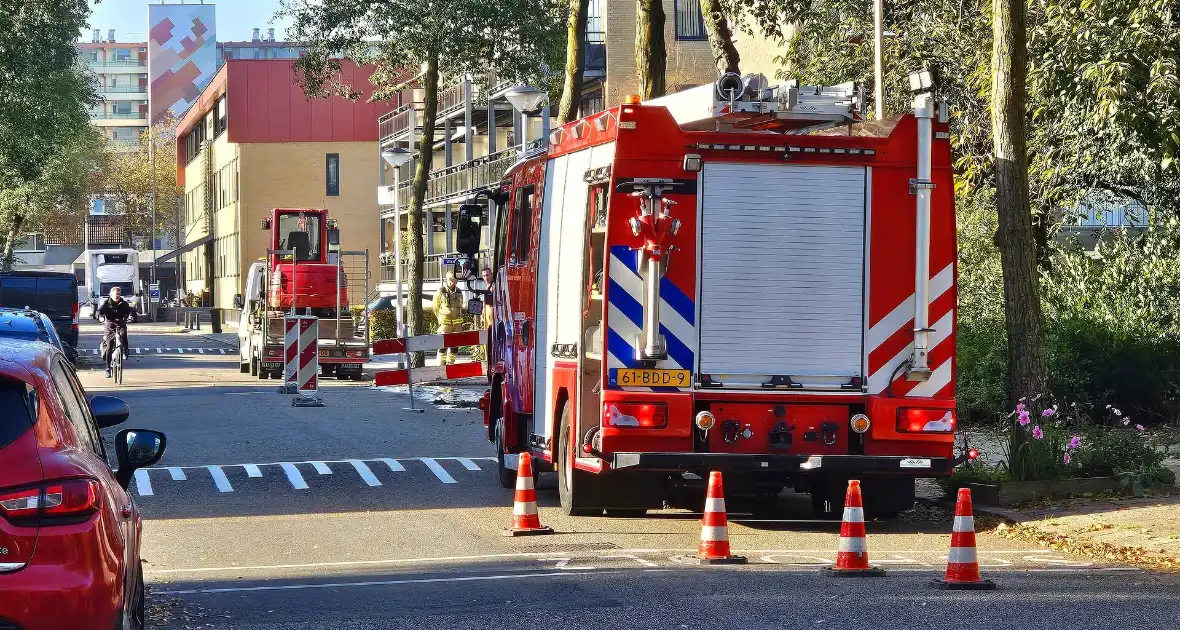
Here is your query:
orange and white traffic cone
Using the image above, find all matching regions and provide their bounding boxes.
[689,471,747,565]
[824,480,885,576]
[933,488,996,589]
[502,452,554,537]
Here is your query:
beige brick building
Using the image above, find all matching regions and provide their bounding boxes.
[170,60,394,313]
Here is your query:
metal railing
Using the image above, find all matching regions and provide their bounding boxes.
[91,112,147,120]
[378,103,421,144]
[100,85,147,93]
[381,250,490,284]
[386,148,518,210]
[91,59,146,68]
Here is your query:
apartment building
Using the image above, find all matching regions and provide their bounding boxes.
[169,59,393,313]
[80,29,149,148]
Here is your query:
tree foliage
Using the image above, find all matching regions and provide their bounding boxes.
[0,0,97,188]
[99,118,184,247]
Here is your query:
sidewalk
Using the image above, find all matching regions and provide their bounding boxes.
[979,471,1180,571]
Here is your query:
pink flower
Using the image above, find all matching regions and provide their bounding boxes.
[1063,452,1072,465]
[1068,436,1082,450]
[1136,424,1145,432]
[1123,419,1131,426]
[1042,408,1056,417]
[1018,410,1031,426]
[1032,425,1044,440]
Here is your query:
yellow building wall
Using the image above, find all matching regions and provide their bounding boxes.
[732,18,794,80]
[237,141,383,308]
[603,0,717,107]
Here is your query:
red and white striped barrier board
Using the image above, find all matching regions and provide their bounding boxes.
[374,361,485,387]
[372,329,488,355]
[284,316,319,394]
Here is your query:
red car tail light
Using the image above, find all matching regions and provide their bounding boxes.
[0,479,100,525]
[71,301,79,324]
[603,402,667,428]
[897,408,956,433]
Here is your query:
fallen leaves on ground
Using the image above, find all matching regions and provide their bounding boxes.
[996,523,1180,572]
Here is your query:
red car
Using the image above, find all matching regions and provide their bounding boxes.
[0,338,166,630]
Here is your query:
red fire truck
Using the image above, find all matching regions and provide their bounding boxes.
[458,73,959,518]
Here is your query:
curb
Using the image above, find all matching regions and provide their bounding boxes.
[915,496,1030,525]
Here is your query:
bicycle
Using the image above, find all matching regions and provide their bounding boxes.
[101,323,128,385]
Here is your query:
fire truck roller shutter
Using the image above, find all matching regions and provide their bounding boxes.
[698,162,866,389]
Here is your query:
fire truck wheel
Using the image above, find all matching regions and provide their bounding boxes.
[494,419,517,489]
[557,403,603,516]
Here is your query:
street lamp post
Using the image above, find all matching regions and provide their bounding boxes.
[504,85,549,150]
[381,146,422,412]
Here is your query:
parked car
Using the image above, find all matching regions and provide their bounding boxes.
[0,338,166,630]
[0,271,80,350]
[0,307,79,364]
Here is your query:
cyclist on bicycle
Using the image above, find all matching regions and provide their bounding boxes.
[97,286,133,378]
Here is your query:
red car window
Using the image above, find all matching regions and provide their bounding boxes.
[49,361,100,456]
[0,376,35,451]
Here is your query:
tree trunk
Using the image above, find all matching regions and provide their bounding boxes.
[557,0,590,124]
[635,0,667,99]
[991,0,1046,410]
[1,213,24,271]
[407,51,440,367]
[700,0,740,75]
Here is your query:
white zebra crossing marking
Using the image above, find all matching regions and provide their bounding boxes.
[134,469,153,496]
[280,462,309,490]
[131,457,495,496]
[419,458,458,484]
[207,466,233,492]
[348,460,381,487]
[82,347,238,355]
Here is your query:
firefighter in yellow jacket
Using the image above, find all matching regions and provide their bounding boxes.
[432,271,466,365]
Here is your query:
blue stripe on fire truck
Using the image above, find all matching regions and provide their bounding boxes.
[606,246,696,391]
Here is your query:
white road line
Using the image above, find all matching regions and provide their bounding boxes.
[456,458,481,471]
[153,570,605,596]
[198,348,206,354]
[167,467,187,481]
[349,460,382,487]
[311,462,333,475]
[145,456,493,470]
[419,458,457,484]
[156,348,163,354]
[243,464,263,478]
[380,458,406,472]
[133,469,153,496]
[207,466,233,492]
[280,462,309,489]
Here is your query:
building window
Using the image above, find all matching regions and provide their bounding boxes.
[326,153,340,197]
[674,0,707,41]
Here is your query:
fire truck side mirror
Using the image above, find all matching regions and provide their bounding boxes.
[261,217,272,231]
[456,203,483,257]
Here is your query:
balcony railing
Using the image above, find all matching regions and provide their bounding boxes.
[100,85,147,93]
[387,148,518,210]
[91,59,146,68]
[91,112,147,120]
[378,103,421,145]
[381,250,490,285]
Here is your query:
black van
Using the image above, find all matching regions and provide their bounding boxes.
[0,271,80,349]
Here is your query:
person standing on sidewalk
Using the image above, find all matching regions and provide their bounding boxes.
[432,271,465,365]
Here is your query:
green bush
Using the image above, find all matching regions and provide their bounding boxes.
[936,461,1009,495]
[369,309,398,341]
[1074,426,1165,478]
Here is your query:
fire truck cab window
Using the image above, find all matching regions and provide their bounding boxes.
[510,186,536,264]
[492,198,509,270]
[277,213,321,261]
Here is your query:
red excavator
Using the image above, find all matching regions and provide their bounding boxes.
[265,208,348,316]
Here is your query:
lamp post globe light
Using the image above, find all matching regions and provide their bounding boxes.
[504,85,549,150]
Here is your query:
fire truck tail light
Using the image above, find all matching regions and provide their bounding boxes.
[850,414,871,434]
[603,403,667,428]
[897,408,955,433]
[694,411,716,431]
[624,94,642,105]
[346,350,365,358]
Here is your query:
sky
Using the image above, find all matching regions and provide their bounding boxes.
[83,0,293,43]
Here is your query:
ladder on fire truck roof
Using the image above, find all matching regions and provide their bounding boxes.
[646,73,864,134]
